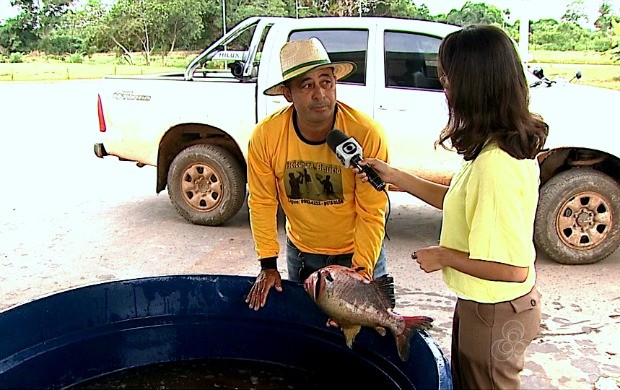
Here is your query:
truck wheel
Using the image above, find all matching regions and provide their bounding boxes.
[167,144,246,226]
[534,168,620,265]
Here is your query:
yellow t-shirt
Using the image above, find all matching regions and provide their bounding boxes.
[247,102,389,279]
[440,143,539,303]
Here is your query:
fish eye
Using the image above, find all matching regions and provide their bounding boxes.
[325,273,334,282]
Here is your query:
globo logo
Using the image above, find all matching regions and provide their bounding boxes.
[342,141,358,155]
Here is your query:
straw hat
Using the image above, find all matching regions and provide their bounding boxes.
[263,38,356,96]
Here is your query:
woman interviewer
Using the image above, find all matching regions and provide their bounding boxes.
[357,25,548,389]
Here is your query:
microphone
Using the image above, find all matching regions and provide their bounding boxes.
[326,129,386,191]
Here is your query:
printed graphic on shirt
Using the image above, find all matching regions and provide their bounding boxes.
[284,160,344,206]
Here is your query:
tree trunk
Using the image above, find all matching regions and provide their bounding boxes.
[110,36,134,65]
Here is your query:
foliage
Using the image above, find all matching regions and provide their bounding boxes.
[68,52,83,62]
[594,0,614,32]
[441,1,507,27]
[562,0,589,26]
[1,0,619,59]
[371,0,432,20]
[9,52,24,63]
[229,0,288,21]
[611,19,620,61]
[97,0,210,64]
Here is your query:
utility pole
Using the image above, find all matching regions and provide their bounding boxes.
[222,0,227,36]
[517,0,531,64]
[296,0,308,19]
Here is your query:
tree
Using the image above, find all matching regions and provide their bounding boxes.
[0,0,77,53]
[227,0,289,25]
[101,0,206,64]
[371,0,433,20]
[562,0,588,26]
[611,18,620,61]
[313,0,374,17]
[152,0,206,55]
[192,0,226,49]
[594,0,613,32]
[443,1,506,26]
[0,17,39,52]
[74,0,112,54]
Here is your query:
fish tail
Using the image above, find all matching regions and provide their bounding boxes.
[394,316,434,362]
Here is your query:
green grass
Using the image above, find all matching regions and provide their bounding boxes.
[530,50,618,65]
[0,62,185,81]
[1,50,619,91]
[0,51,191,81]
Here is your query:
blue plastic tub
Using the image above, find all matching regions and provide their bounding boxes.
[0,275,451,389]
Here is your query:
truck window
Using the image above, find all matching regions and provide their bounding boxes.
[192,23,259,79]
[384,31,443,91]
[289,30,368,85]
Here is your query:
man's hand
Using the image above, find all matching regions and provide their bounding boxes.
[246,269,283,311]
[326,318,341,328]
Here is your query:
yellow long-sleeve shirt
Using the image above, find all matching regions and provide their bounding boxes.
[247,102,389,279]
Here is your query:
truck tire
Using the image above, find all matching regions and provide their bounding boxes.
[167,144,246,226]
[534,168,620,265]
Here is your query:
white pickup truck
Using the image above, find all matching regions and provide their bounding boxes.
[94,16,620,265]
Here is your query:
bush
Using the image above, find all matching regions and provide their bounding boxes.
[590,38,613,52]
[68,53,83,63]
[9,52,23,63]
[40,34,83,55]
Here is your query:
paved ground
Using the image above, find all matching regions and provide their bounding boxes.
[0,80,619,389]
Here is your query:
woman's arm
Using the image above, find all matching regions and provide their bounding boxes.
[358,158,448,210]
[414,246,529,283]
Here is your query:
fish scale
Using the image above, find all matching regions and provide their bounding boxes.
[325,274,395,328]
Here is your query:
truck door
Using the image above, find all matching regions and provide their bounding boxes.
[261,28,375,117]
[374,30,460,185]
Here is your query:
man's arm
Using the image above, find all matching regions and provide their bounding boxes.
[246,124,284,310]
[351,122,390,280]
[247,125,281,261]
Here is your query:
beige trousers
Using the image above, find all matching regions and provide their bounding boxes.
[451,287,542,390]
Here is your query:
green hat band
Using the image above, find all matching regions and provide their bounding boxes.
[282,59,331,77]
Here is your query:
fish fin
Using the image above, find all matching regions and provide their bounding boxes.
[342,325,362,349]
[395,316,434,362]
[395,330,412,362]
[374,326,387,337]
[403,315,434,331]
[374,274,396,309]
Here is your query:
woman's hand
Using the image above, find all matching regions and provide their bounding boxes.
[355,158,394,184]
[412,246,447,273]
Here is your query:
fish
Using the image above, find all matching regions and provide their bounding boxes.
[303,264,433,362]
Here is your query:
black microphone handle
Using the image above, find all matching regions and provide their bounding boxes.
[362,164,387,191]
[351,157,386,191]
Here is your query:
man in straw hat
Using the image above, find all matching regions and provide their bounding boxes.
[246,38,390,310]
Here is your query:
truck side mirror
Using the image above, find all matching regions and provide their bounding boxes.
[228,61,245,78]
[569,70,582,83]
[533,67,545,80]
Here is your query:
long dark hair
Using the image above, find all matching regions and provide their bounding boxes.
[437,25,548,160]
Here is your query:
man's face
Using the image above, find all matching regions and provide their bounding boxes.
[283,67,337,125]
